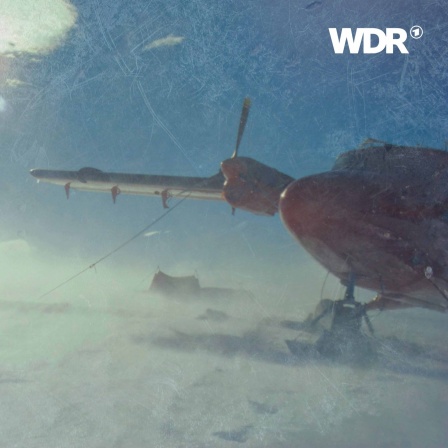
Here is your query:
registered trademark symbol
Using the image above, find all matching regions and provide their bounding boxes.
[410,25,423,39]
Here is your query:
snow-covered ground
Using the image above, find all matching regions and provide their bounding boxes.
[0,243,446,448]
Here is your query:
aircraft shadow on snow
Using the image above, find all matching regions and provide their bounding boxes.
[132,324,448,383]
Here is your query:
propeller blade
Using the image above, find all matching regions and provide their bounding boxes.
[231,97,251,159]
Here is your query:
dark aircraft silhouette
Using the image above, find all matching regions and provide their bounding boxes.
[30,98,448,320]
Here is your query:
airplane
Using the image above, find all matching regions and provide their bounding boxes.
[30,98,448,343]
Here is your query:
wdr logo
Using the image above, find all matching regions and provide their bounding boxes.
[329,27,423,54]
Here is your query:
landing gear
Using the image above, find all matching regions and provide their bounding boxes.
[286,274,376,362]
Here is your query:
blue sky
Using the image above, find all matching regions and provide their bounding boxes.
[0,0,447,272]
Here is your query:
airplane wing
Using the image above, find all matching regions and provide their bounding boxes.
[29,99,261,211]
[30,167,225,207]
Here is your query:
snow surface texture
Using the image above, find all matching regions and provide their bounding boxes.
[0,244,446,447]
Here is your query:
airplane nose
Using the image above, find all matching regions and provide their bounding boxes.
[278,172,376,284]
[279,172,367,241]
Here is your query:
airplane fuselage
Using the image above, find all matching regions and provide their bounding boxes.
[279,146,448,312]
